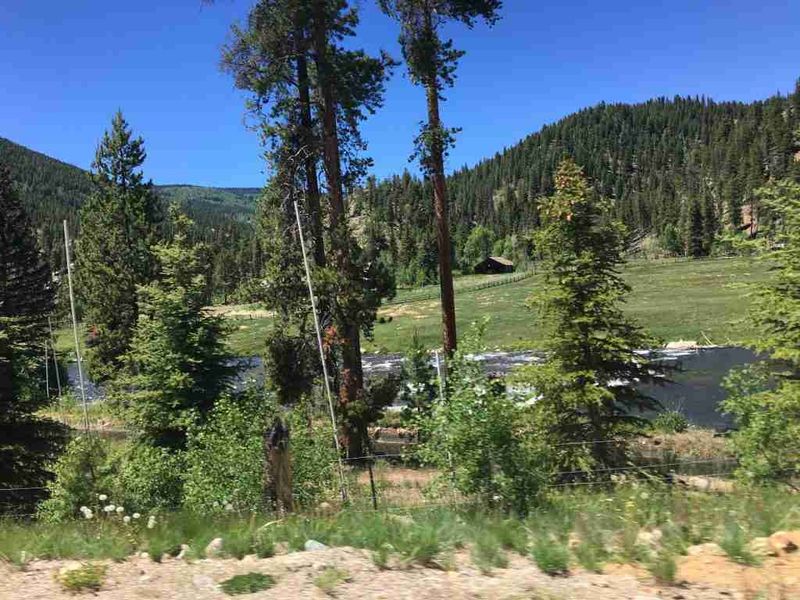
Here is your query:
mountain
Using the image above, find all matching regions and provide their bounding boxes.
[359,80,800,284]
[0,136,262,300]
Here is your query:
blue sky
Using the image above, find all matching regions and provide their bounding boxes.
[1,0,798,187]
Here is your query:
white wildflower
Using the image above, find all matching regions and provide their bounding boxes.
[116,506,125,514]
[104,504,115,513]
[224,503,234,512]
[79,506,89,514]
[147,515,157,529]
[84,510,94,520]
[98,494,108,501]
[132,513,141,520]
[123,516,131,524]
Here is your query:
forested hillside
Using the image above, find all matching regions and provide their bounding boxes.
[360,82,800,285]
[0,137,261,301]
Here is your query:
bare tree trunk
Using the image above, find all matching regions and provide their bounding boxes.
[422,9,457,356]
[263,417,293,513]
[294,23,326,269]
[311,0,365,459]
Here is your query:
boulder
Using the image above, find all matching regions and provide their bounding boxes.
[304,539,328,551]
[205,537,224,558]
[769,531,799,555]
[177,544,192,560]
[636,528,663,550]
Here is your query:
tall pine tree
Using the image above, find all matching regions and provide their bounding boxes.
[519,159,663,471]
[116,207,233,451]
[76,112,161,381]
[379,0,502,354]
[0,163,67,513]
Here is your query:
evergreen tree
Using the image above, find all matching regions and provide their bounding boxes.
[518,159,662,470]
[115,207,233,451]
[723,178,800,483]
[378,0,502,354]
[76,112,161,381]
[0,164,67,513]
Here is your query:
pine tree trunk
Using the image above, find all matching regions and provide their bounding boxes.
[311,0,365,459]
[294,24,326,269]
[422,12,457,356]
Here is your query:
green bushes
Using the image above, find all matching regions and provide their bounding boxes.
[183,392,268,513]
[417,330,552,514]
[651,410,689,434]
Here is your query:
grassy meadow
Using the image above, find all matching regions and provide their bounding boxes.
[54,256,771,358]
[227,256,772,355]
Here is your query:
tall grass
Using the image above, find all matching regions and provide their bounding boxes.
[1,485,798,576]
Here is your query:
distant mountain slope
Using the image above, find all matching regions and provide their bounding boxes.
[362,80,800,284]
[0,136,260,277]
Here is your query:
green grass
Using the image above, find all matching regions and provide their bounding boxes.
[54,257,772,356]
[220,572,276,596]
[2,485,798,574]
[313,567,351,595]
[56,563,107,593]
[224,256,772,355]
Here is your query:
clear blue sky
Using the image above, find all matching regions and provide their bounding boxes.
[1,0,798,187]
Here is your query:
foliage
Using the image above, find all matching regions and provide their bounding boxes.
[114,207,233,451]
[530,536,570,575]
[470,535,509,574]
[220,572,276,596]
[723,178,800,484]
[38,436,113,523]
[313,567,351,595]
[651,410,689,434]
[461,225,495,272]
[57,563,107,593]
[111,442,185,511]
[288,405,341,508]
[647,549,677,583]
[399,331,438,427]
[338,374,401,459]
[0,163,67,514]
[75,112,161,381]
[183,390,270,513]
[516,159,664,471]
[418,323,552,514]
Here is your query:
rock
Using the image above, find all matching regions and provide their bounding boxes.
[58,561,84,577]
[304,539,328,551]
[317,502,334,515]
[686,542,725,557]
[139,552,150,560]
[204,537,224,558]
[747,537,777,558]
[177,544,192,560]
[769,531,799,555]
[665,340,698,351]
[636,529,663,549]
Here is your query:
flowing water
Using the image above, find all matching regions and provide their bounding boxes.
[65,346,759,430]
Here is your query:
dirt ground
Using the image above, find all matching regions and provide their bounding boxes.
[3,543,799,600]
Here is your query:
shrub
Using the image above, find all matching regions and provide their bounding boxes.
[648,550,677,583]
[38,436,115,522]
[471,535,508,574]
[530,536,570,575]
[57,563,107,593]
[417,328,552,514]
[652,410,689,434]
[718,522,759,566]
[288,406,340,509]
[183,390,269,513]
[220,572,275,596]
[313,567,350,595]
[111,443,185,511]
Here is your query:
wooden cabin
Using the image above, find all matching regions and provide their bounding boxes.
[473,256,515,274]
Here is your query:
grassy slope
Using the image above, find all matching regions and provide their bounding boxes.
[227,257,771,356]
[55,256,770,358]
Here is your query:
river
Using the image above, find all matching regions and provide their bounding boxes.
[65,346,759,430]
